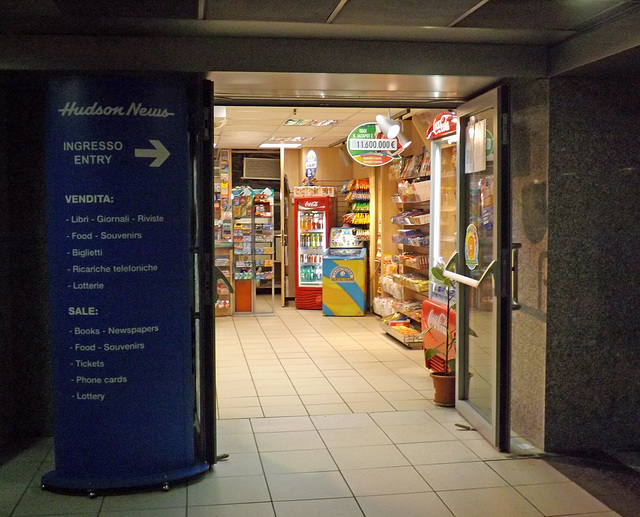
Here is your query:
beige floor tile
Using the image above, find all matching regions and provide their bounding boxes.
[273,498,363,517]
[347,400,396,413]
[437,486,543,517]
[248,365,284,373]
[329,445,410,470]
[216,419,252,435]
[320,426,392,448]
[260,449,337,474]
[378,390,426,401]
[323,369,363,378]
[487,458,570,485]
[380,422,457,444]
[255,430,323,452]
[187,502,275,517]
[342,466,432,496]
[290,377,332,387]
[250,416,314,433]
[306,403,353,415]
[187,475,270,506]
[261,405,309,417]
[250,372,290,381]
[209,453,263,478]
[100,486,186,511]
[299,393,344,405]
[398,440,481,465]
[255,385,297,397]
[516,482,611,516]
[463,438,513,461]
[311,413,377,430]
[11,486,103,516]
[217,433,258,453]
[390,400,438,411]
[340,392,387,403]
[294,384,337,395]
[217,397,260,408]
[218,407,264,419]
[357,492,454,517]
[266,471,352,501]
[216,387,258,398]
[101,508,184,517]
[258,395,303,407]
[252,379,294,388]
[285,370,325,379]
[416,461,509,491]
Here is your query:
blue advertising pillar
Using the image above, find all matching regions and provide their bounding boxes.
[42,76,209,491]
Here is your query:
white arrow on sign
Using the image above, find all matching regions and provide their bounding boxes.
[135,140,170,167]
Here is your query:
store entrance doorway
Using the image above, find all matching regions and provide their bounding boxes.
[212,85,514,453]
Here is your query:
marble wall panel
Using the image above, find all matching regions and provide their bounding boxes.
[510,79,549,448]
[545,77,640,452]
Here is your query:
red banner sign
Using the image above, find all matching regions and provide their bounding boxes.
[426,112,457,140]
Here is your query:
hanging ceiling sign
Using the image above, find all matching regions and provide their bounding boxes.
[346,122,399,167]
[304,149,318,180]
[426,112,458,140]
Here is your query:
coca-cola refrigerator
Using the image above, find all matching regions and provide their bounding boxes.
[294,196,336,309]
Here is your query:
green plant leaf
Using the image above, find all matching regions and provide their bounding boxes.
[431,266,446,282]
[424,348,441,360]
[468,328,478,337]
[447,358,456,373]
[416,325,435,339]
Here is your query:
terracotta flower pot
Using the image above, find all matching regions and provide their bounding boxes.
[430,371,456,407]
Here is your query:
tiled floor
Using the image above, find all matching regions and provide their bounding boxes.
[0,303,621,516]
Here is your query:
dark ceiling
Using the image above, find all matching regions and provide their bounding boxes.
[1,0,639,103]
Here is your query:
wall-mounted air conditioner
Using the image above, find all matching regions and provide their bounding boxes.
[243,158,280,180]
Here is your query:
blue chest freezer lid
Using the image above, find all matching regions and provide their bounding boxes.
[329,227,362,248]
[324,248,367,259]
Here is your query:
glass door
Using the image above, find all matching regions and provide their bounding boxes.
[454,87,511,451]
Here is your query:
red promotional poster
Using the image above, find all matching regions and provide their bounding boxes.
[426,112,458,140]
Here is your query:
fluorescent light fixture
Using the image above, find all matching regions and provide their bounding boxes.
[266,136,314,143]
[376,114,401,139]
[446,135,458,144]
[397,132,412,149]
[259,143,302,149]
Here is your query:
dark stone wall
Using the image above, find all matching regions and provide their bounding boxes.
[510,79,549,448]
[546,77,640,452]
[0,80,53,460]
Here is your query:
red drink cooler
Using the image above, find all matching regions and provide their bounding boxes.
[294,196,336,309]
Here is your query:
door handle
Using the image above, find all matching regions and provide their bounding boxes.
[512,243,522,310]
[443,259,496,288]
[213,265,234,303]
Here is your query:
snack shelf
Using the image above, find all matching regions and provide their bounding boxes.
[381,323,423,348]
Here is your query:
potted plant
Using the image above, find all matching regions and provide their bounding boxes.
[419,262,469,406]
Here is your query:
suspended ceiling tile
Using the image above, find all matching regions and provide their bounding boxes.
[332,0,481,26]
[455,0,628,30]
[54,0,200,18]
[271,125,329,136]
[205,0,338,23]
